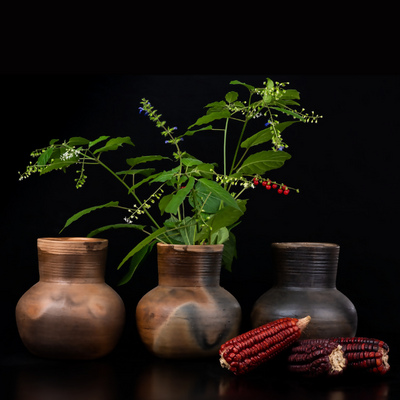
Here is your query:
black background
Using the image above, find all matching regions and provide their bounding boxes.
[1,74,400,357]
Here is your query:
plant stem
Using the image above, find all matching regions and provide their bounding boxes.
[223,117,229,188]
[230,118,249,174]
[232,148,249,173]
[229,93,253,175]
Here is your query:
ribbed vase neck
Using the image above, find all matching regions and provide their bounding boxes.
[157,244,223,287]
[271,242,339,289]
[37,238,108,283]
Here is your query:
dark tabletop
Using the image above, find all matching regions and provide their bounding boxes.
[1,330,399,400]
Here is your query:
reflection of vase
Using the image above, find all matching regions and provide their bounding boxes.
[251,242,357,338]
[136,243,241,359]
[16,360,117,400]
[15,238,125,359]
[135,358,221,400]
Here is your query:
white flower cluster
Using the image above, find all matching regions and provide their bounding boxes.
[124,204,150,223]
[61,148,80,161]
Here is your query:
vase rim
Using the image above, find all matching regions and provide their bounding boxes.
[38,237,107,242]
[37,237,108,254]
[272,242,339,248]
[157,243,224,252]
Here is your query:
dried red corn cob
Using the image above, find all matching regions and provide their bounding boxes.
[287,339,347,377]
[219,316,311,375]
[331,337,390,375]
[289,337,390,376]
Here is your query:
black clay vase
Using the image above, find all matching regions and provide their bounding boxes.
[251,242,357,338]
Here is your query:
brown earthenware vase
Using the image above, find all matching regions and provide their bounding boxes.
[251,242,357,338]
[15,237,125,359]
[135,243,241,359]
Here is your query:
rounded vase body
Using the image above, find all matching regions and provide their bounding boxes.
[251,242,357,338]
[136,243,241,359]
[15,238,126,359]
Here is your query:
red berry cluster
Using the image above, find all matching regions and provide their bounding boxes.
[253,178,290,195]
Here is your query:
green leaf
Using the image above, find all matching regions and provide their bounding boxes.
[221,231,237,272]
[190,163,215,180]
[241,128,273,149]
[280,89,300,100]
[49,139,59,145]
[230,80,255,92]
[37,147,54,166]
[150,166,180,183]
[270,107,306,122]
[59,201,119,233]
[236,198,247,214]
[241,121,298,149]
[189,180,221,213]
[198,178,240,210]
[204,101,226,109]
[278,100,301,107]
[68,137,90,146]
[177,175,188,186]
[238,150,292,174]
[272,120,299,133]
[87,223,145,238]
[159,193,173,216]
[206,103,227,115]
[115,168,156,177]
[263,94,272,104]
[266,78,274,89]
[188,110,231,129]
[211,226,229,245]
[181,157,203,167]
[165,176,195,215]
[225,91,238,103]
[196,204,244,242]
[183,125,213,136]
[127,172,162,193]
[211,206,243,231]
[118,242,155,285]
[163,215,185,244]
[126,155,168,168]
[163,215,179,229]
[117,226,167,270]
[40,158,77,174]
[89,136,110,148]
[234,101,246,109]
[204,101,227,115]
[177,217,197,245]
[93,137,135,154]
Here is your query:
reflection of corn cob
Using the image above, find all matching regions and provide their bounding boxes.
[219,316,311,375]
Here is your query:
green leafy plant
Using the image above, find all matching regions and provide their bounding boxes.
[19,78,321,283]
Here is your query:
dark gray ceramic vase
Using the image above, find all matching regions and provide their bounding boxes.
[251,242,357,338]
